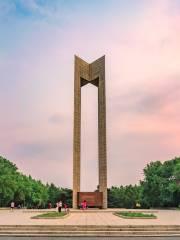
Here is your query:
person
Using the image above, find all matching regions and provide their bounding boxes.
[83,200,87,210]
[64,203,68,212]
[64,203,67,211]
[10,201,15,211]
[56,202,59,211]
[66,203,69,213]
[17,204,21,209]
[48,202,52,209]
[58,200,62,213]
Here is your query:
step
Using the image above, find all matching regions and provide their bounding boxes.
[1,227,180,231]
[0,231,180,237]
[1,225,180,230]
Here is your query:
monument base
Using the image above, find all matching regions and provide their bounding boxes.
[77,192,103,208]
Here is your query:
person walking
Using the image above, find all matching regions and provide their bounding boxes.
[10,201,15,211]
[64,203,70,213]
[58,200,62,213]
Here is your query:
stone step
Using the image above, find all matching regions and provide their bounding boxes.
[1,229,180,232]
[0,230,180,237]
[1,226,180,231]
[1,225,180,228]
[1,224,180,227]
[0,225,180,237]
[1,228,180,231]
[1,229,180,233]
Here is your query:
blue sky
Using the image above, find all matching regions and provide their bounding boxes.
[0,0,180,190]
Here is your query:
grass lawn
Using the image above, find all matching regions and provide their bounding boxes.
[115,211,157,219]
[32,211,69,219]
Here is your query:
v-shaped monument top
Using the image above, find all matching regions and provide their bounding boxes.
[74,55,105,87]
[73,55,107,209]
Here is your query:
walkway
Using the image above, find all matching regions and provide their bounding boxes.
[0,209,179,226]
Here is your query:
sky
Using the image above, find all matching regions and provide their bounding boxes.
[0,0,180,191]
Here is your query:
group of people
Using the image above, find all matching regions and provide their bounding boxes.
[56,201,69,213]
[10,201,21,210]
[10,200,69,212]
[10,200,88,211]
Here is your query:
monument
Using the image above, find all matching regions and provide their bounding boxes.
[73,55,107,209]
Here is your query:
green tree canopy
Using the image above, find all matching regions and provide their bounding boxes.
[0,156,71,208]
[140,157,180,208]
[1,155,180,209]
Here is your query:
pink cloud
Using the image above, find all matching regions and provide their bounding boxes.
[0,0,180,188]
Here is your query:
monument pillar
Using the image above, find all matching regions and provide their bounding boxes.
[73,55,107,209]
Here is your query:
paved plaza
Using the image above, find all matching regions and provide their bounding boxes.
[0,209,179,226]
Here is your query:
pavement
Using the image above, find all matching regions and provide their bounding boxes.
[0,209,180,237]
[0,208,180,226]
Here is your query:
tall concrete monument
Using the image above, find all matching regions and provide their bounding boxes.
[73,55,107,209]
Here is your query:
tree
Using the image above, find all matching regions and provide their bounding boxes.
[140,157,180,208]
[108,185,141,208]
[1,155,180,209]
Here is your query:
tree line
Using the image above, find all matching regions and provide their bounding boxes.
[0,156,179,208]
[0,156,72,208]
